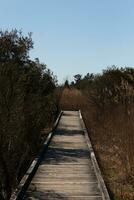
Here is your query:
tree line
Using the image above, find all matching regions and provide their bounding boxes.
[0,30,59,200]
[72,66,134,107]
[70,67,134,199]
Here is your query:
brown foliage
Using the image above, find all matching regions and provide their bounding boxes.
[82,101,134,200]
[59,88,85,110]
[60,87,134,200]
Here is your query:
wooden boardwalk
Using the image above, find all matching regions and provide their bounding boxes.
[22,111,109,200]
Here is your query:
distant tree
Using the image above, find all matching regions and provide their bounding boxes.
[64,80,70,88]
[74,74,82,83]
[84,73,94,81]
[70,81,75,86]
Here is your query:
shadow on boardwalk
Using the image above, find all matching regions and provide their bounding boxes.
[24,189,69,200]
[40,128,89,164]
[41,147,89,164]
[55,128,84,136]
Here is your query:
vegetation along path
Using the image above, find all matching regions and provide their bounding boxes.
[12,111,110,200]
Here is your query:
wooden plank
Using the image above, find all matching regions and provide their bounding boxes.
[24,111,105,199]
[25,192,102,200]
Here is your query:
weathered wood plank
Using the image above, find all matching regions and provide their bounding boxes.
[24,111,105,199]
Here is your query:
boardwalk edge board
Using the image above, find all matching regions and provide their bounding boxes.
[10,111,63,200]
[79,110,111,200]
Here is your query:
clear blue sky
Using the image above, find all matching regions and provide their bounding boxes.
[0,0,134,83]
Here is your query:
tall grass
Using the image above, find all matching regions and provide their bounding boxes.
[60,88,85,110]
[60,84,134,200]
[82,101,134,200]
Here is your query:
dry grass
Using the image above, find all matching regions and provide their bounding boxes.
[59,88,86,110]
[60,88,134,200]
[82,103,134,200]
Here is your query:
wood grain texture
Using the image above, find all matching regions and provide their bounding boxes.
[24,111,104,200]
